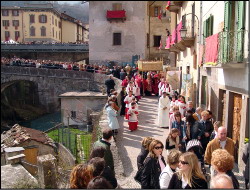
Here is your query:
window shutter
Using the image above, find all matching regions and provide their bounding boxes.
[39,15,41,23]
[45,15,47,23]
[224,1,232,31]
[209,15,214,36]
[223,1,232,63]
[149,6,154,17]
[158,6,161,17]
[236,1,245,62]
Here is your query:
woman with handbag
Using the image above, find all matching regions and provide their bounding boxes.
[140,139,166,189]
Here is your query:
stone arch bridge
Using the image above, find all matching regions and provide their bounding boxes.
[1,66,121,112]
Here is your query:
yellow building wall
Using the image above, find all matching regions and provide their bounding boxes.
[61,20,77,43]
[1,9,24,42]
[23,10,61,42]
[83,24,89,42]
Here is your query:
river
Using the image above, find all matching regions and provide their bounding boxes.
[19,111,61,132]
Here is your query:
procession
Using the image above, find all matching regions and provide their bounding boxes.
[68,64,248,189]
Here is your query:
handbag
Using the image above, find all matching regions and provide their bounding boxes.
[134,165,144,184]
[134,157,150,184]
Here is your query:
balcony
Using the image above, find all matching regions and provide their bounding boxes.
[203,30,247,68]
[106,10,126,23]
[166,1,180,13]
[172,1,184,7]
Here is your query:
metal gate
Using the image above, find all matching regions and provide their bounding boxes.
[57,126,92,163]
[232,94,242,162]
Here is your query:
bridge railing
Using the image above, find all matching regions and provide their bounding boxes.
[1,44,89,52]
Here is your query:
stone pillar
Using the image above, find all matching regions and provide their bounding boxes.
[37,154,57,189]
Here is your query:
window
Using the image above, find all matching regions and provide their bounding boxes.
[71,111,76,119]
[154,6,160,17]
[56,31,57,38]
[30,26,35,36]
[112,3,122,11]
[113,33,121,45]
[55,19,57,26]
[15,31,20,41]
[186,66,190,74]
[59,31,61,39]
[12,10,19,16]
[2,20,9,27]
[52,16,54,25]
[12,20,19,27]
[5,31,10,37]
[30,14,35,23]
[52,28,54,37]
[59,21,61,28]
[41,26,46,36]
[39,15,47,23]
[153,35,161,47]
[2,10,9,16]
[5,31,10,41]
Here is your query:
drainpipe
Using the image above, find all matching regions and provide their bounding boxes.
[196,1,202,107]
[149,1,155,60]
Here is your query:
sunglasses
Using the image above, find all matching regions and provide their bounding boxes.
[154,146,163,150]
[179,160,189,165]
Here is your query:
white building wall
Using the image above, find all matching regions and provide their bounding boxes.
[175,1,201,102]
[89,1,147,64]
[202,1,249,94]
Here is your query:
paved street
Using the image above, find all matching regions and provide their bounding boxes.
[112,96,246,189]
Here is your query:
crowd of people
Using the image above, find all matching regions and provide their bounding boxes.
[1,40,88,45]
[101,68,248,189]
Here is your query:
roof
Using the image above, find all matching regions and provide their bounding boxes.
[1,124,56,149]
[59,91,107,98]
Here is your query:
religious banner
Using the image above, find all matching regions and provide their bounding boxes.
[137,60,163,71]
[166,70,181,91]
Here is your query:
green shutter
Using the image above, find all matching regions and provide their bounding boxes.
[223,1,232,63]
[206,19,209,37]
[236,1,245,62]
[203,20,207,39]
[209,15,214,36]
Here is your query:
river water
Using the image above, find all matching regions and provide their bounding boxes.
[19,111,61,132]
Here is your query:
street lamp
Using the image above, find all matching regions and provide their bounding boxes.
[180,28,187,38]
[179,13,199,39]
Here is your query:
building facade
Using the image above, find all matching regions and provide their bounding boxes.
[1,7,24,43]
[1,3,87,43]
[89,1,148,65]
[167,1,201,106]
[200,1,249,170]
[167,1,249,169]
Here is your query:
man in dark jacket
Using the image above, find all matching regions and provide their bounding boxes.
[92,128,114,174]
[105,75,116,96]
[199,110,214,151]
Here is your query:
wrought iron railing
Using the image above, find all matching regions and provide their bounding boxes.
[184,18,198,38]
[217,30,247,64]
[214,30,247,65]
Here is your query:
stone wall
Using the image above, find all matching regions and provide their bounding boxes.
[1,66,120,113]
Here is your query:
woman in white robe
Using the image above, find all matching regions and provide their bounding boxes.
[158,91,170,128]
[106,102,120,130]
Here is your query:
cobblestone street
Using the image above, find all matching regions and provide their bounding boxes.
[111,96,246,189]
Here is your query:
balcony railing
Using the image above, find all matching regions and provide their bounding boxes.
[172,1,184,7]
[106,10,126,22]
[166,1,180,13]
[203,30,247,67]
